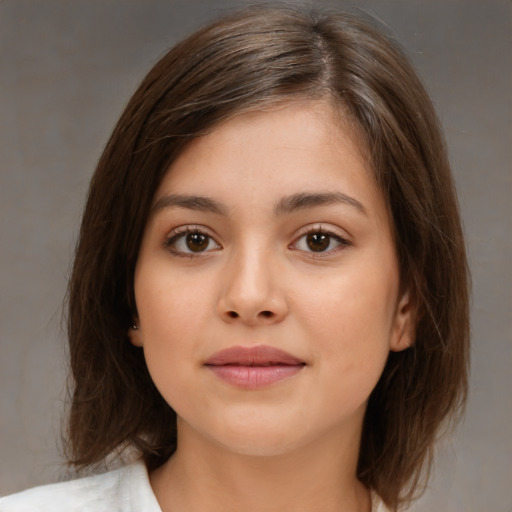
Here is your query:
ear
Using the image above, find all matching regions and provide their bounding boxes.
[128,320,143,347]
[389,290,416,352]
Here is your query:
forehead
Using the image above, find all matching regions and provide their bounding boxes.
[153,100,386,224]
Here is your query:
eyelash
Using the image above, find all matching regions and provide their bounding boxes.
[290,226,351,257]
[163,225,351,258]
[163,226,221,258]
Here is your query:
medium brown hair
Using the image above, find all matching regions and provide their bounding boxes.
[66,5,470,510]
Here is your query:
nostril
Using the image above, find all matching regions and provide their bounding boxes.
[224,310,275,320]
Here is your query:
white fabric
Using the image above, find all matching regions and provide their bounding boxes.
[0,460,161,512]
[372,491,390,512]
[0,459,389,511]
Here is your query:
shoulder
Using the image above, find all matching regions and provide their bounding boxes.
[0,459,161,512]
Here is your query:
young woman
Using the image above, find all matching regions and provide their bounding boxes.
[0,5,469,512]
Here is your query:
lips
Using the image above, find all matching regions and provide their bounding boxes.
[204,345,306,389]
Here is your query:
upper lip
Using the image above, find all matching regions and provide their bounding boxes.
[204,345,305,366]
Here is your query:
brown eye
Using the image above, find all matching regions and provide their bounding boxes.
[186,232,209,252]
[165,228,220,256]
[306,232,330,252]
[292,228,349,255]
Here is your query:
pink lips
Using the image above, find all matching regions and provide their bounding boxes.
[204,345,305,389]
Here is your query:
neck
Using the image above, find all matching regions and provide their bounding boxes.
[150,420,371,512]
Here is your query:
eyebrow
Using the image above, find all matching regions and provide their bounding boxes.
[152,194,227,216]
[273,192,367,216]
[151,191,366,217]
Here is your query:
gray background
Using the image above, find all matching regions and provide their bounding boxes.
[0,0,510,510]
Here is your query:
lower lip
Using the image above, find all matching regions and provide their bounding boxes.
[206,364,304,389]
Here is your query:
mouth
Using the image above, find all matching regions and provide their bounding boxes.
[204,345,306,389]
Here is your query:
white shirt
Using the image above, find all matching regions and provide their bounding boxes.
[0,459,389,511]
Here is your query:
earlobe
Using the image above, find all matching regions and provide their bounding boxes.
[128,322,143,347]
[390,290,416,352]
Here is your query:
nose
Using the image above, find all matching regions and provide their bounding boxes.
[217,246,288,326]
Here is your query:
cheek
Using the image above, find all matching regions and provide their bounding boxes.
[136,263,214,337]
[300,280,393,417]
[295,260,398,375]
[134,268,215,400]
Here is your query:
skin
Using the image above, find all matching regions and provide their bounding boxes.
[129,100,414,512]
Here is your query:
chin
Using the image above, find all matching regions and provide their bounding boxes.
[207,417,310,458]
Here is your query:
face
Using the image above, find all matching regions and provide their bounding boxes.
[130,101,413,457]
